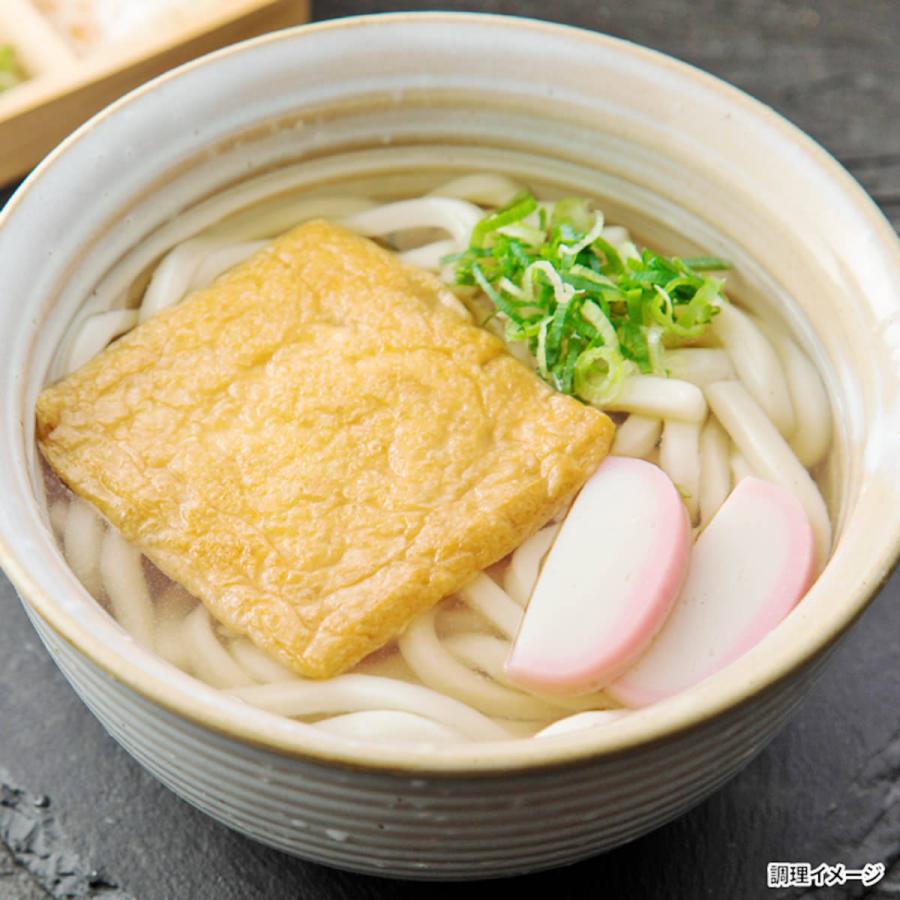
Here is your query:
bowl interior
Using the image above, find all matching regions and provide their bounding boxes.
[1,14,898,772]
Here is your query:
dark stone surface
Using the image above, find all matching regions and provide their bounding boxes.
[0,2,897,898]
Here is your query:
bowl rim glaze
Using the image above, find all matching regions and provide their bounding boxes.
[1,12,898,775]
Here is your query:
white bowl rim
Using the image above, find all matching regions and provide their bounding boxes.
[1,11,899,775]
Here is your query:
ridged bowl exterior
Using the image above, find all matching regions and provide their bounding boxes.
[31,605,829,877]
[0,14,898,880]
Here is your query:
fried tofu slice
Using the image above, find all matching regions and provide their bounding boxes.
[36,220,615,678]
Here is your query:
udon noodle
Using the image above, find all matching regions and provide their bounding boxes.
[43,172,834,745]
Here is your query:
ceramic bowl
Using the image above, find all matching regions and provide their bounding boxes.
[0,13,897,879]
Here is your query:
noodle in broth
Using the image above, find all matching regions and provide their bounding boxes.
[43,172,834,744]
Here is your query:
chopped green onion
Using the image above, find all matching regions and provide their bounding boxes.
[449,192,729,405]
[536,317,552,380]
[559,212,605,257]
[523,260,575,307]
[590,235,624,275]
[645,325,665,376]
[681,256,733,271]
[574,346,626,406]
[580,301,618,350]
[470,193,538,248]
[551,197,594,233]
[496,223,545,247]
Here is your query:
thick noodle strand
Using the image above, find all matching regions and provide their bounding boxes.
[397,239,457,271]
[457,574,523,640]
[182,606,256,689]
[663,348,735,387]
[188,241,268,293]
[150,585,195,669]
[312,710,466,744]
[442,633,615,713]
[139,238,218,322]
[712,304,795,437]
[48,500,68,540]
[211,196,374,242]
[228,676,510,741]
[153,621,192,671]
[706,380,832,568]
[434,605,497,638]
[427,173,523,207]
[63,497,104,597]
[730,449,756,483]
[535,710,629,738]
[610,415,661,458]
[603,376,707,423]
[659,420,702,523]
[64,309,138,375]
[398,608,559,720]
[99,529,155,648]
[698,418,732,528]
[441,632,515,684]
[341,198,483,249]
[503,524,558,606]
[764,328,832,467]
[229,638,298,684]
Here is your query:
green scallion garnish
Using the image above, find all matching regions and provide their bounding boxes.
[449,193,730,405]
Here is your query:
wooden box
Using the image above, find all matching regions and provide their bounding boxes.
[0,0,309,184]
